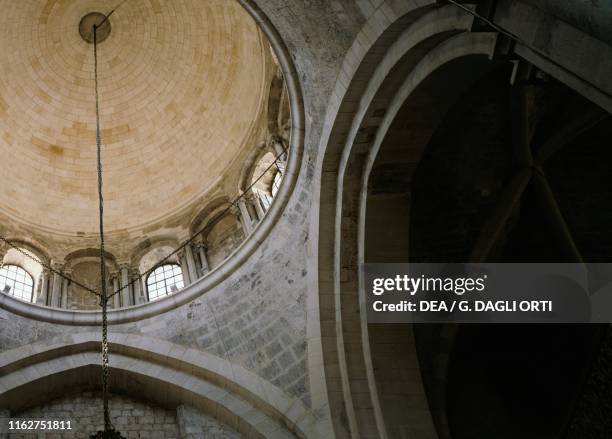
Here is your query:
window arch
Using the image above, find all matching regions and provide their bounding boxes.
[146,264,184,301]
[0,265,34,302]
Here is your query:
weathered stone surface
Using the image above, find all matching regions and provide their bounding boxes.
[176,405,240,439]
[9,392,179,439]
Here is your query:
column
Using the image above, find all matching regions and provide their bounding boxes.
[237,199,254,235]
[251,192,266,220]
[247,196,260,225]
[140,277,147,303]
[112,273,121,309]
[120,264,131,308]
[36,269,49,305]
[270,138,288,181]
[178,250,191,285]
[195,242,209,277]
[50,262,64,308]
[132,269,145,305]
[184,244,198,282]
[60,269,72,309]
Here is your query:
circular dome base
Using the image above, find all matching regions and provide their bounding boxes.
[79,12,111,44]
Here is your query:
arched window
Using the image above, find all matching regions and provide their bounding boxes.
[146,264,184,301]
[0,265,34,302]
[256,169,283,211]
[250,151,285,214]
[271,170,282,197]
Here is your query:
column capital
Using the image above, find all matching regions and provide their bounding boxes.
[50,260,65,271]
[245,193,259,204]
[269,133,284,147]
[229,204,241,217]
[192,233,205,246]
[194,241,209,251]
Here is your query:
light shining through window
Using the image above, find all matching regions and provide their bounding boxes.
[0,265,34,302]
[146,264,184,301]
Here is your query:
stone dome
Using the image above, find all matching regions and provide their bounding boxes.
[0,0,270,247]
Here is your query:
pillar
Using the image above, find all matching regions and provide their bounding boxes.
[195,243,209,277]
[247,195,260,224]
[112,274,121,309]
[252,193,266,220]
[61,269,72,309]
[37,269,49,305]
[132,269,145,305]
[237,200,254,235]
[120,264,131,308]
[140,277,147,302]
[184,244,198,283]
[178,250,191,285]
[50,262,64,308]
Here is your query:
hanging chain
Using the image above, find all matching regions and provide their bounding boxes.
[106,143,290,301]
[93,23,112,435]
[0,135,289,305]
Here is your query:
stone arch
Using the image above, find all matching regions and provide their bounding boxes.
[238,143,287,228]
[354,34,502,439]
[316,4,494,436]
[134,241,180,275]
[0,238,51,266]
[1,240,52,304]
[315,2,612,439]
[205,211,246,270]
[0,333,323,438]
[133,239,182,303]
[0,0,305,326]
[267,70,286,134]
[239,143,275,194]
[62,250,120,310]
[2,248,44,281]
[130,236,181,271]
[189,196,233,237]
[65,248,118,271]
[189,198,245,270]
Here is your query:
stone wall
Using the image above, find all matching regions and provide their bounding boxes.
[0,1,607,439]
[0,237,310,405]
[176,405,240,439]
[67,263,103,310]
[8,392,178,439]
[206,215,246,270]
[5,396,241,439]
[0,1,370,436]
